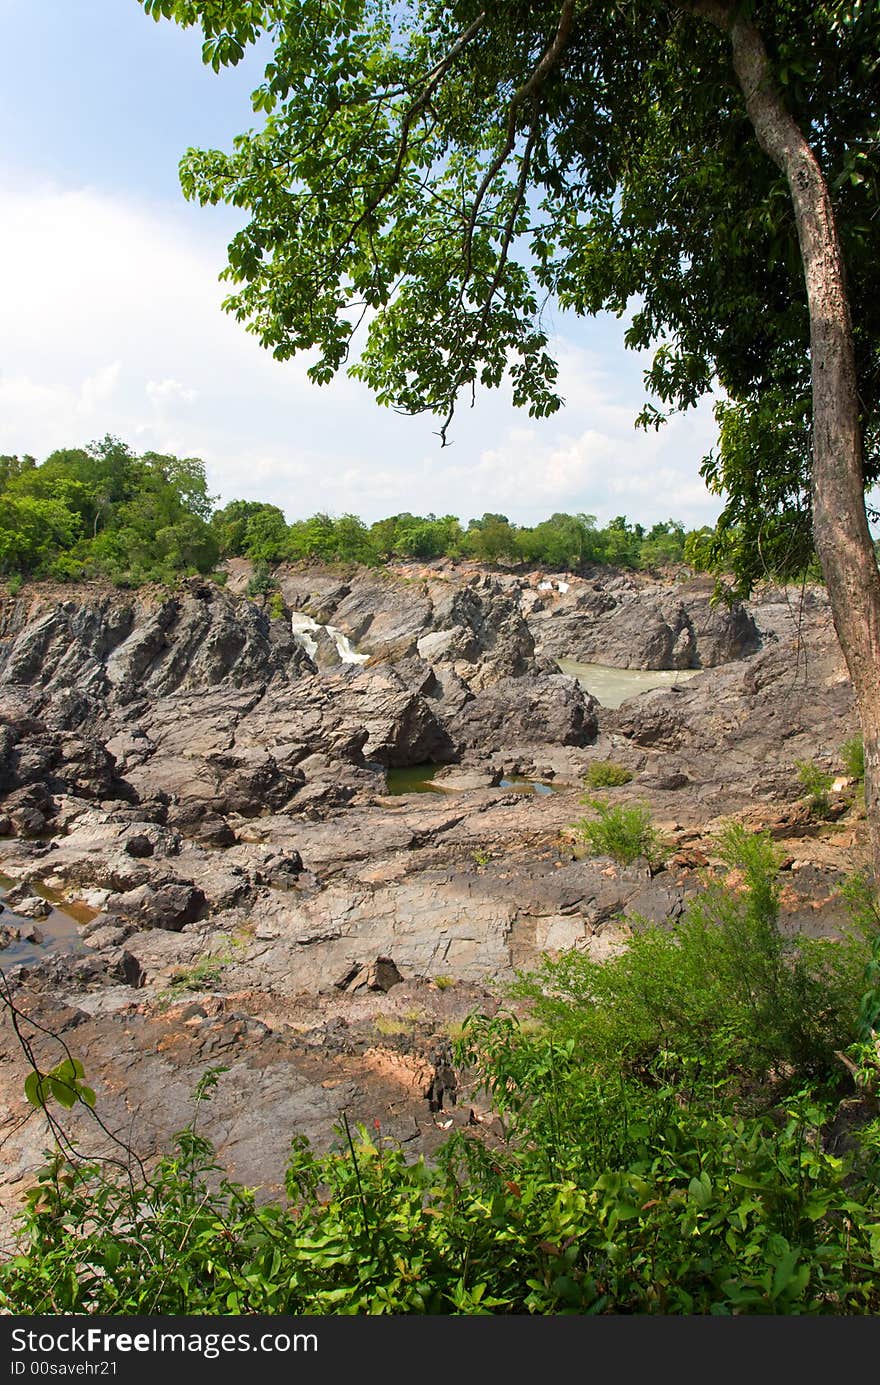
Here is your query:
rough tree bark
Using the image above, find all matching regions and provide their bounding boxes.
[692,1,880,879]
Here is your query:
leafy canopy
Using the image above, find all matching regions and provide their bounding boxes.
[140,0,880,592]
[0,437,219,584]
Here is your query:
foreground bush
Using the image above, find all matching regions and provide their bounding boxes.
[4,1098,880,1315]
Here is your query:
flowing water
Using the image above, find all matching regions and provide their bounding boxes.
[556,659,700,708]
[290,612,370,665]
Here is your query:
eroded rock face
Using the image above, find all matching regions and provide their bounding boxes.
[529,573,760,670]
[278,565,539,683]
[0,579,315,708]
[607,593,854,806]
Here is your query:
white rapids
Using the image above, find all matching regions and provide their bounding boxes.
[290,612,370,665]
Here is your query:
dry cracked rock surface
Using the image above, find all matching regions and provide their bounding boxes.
[0,561,866,1240]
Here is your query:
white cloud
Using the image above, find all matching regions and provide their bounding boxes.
[0,174,723,528]
[78,362,121,416]
[146,378,198,408]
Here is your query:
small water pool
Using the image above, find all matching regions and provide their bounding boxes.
[384,767,565,797]
[498,778,562,796]
[0,875,94,969]
[384,765,446,795]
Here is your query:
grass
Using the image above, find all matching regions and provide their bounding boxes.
[373,1015,412,1037]
[157,934,248,1007]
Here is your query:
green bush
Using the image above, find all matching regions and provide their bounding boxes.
[5,1081,880,1315]
[246,560,276,598]
[841,734,865,783]
[795,759,835,817]
[502,825,868,1097]
[574,799,664,867]
[267,591,287,621]
[583,760,633,788]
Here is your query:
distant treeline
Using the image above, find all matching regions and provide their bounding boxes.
[0,436,711,586]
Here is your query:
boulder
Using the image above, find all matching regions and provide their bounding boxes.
[124,834,154,859]
[104,881,206,932]
[449,675,598,753]
[335,956,404,993]
[2,886,52,919]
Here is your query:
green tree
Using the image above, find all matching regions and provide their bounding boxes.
[0,455,37,491]
[333,512,380,563]
[138,0,880,872]
[520,512,600,568]
[287,512,337,561]
[461,512,521,563]
[600,515,642,569]
[638,519,686,570]
[0,494,81,575]
[241,505,289,561]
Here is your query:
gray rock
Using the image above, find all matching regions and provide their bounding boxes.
[115,950,147,989]
[104,882,206,932]
[336,956,404,994]
[124,834,154,858]
[531,574,760,670]
[3,884,52,919]
[450,674,598,753]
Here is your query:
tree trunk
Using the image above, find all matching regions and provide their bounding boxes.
[699,4,880,879]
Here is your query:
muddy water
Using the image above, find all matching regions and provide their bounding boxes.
[385,767,564,797]
[0,874,96,968]
[557,659,700,708]
[385,765,445,795]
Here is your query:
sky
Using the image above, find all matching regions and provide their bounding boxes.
[0,0,724,530]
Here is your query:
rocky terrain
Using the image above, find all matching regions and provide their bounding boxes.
[0,560,865,1243]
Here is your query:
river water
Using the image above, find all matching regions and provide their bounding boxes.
[556,659,700,708]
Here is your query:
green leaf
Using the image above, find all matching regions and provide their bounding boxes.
[24,1071,45,1108]
[49,1078,77,1109]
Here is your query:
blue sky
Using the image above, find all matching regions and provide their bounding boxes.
[0,0,722,529]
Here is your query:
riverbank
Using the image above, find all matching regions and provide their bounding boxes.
[0,561,865,1243]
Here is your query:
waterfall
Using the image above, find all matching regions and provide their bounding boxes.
[290,611,370,665]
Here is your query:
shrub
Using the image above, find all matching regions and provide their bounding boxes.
[583,760,633,788]
[503,824,867,1098]
[795,759,835,817]
[246,560,276,598]
[267,591,287,621]
[574,799,664,867]
[842,733,865,783]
